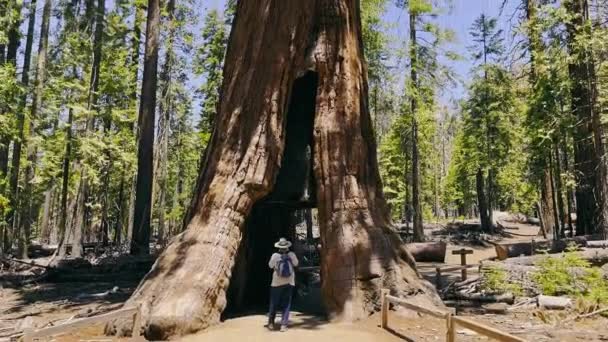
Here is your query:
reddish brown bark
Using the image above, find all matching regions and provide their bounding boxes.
[110,1,440,339]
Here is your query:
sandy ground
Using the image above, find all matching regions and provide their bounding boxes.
[182,312,402,342]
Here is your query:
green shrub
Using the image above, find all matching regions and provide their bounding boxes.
[533,246,608,313]
[481,265,523,296]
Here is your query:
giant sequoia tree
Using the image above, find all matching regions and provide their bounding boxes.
[112,0,439,339]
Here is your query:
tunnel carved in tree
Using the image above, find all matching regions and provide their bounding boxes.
[108,0,441,339]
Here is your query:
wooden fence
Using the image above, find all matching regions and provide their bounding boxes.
[23,306,142,342]
[381,289,526,342]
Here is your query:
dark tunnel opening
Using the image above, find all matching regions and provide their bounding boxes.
[224,71,324,317]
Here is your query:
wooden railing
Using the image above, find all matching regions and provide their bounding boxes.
[23,306,142,342]
[381,290,526,342]
[435,264,480,288]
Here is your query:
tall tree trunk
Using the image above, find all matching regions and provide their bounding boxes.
[10,0,37,258]
[554,143,566,238]
[109,1,440,338]
[549,154,561,239]
[487,168,494,228]
[476,168,490,231]
[409,9,423,242]
[21,0,51,254]
[56,108,74,258]
[154,0,176,245]
[566,0,599,236]
[124,2,144,247]
[39,188,54,243]
[527,0,557,238]
[99,114,112,246]
[563,136,575,236]
[540,167,556,237]
[67,0,105,258]
[130,0,160,255]
[0,0,22,179]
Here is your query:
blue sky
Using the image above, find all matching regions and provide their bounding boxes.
[201,0,521,106]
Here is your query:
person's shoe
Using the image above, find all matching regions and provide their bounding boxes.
[266,322,275,331]
[280,325,288,332]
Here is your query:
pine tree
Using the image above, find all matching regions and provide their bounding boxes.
[131,0,161,255]
[468,13,504,232]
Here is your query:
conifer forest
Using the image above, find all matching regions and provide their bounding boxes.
[1,0,608,341]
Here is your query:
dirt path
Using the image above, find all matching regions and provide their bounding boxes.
[181,312,403,342]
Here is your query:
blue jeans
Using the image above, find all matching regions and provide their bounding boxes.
[268,285,293,326]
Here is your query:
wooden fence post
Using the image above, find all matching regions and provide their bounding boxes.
[435,267,442,288]
[381,289,389,329]
[446,314,455,342]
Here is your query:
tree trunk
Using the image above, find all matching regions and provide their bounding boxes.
[154,0,176,245]
[476,169,490,231]
[39,188,54,243]
[114,174,125,245]
[110,1,440,339]
[99,115,112,246]
[562,138,575,236]
[10,0,37,258]
[539,168,556,237]
[549,153,562,239]
[64,0,104,258]
[566,0,598,236]
[0,0,22,179]
[130,0,160,255]
[124,2,144,248]
[487,168,494,229]
[554,143,566,238]
[409,9,423,242]
[56,107,74,258]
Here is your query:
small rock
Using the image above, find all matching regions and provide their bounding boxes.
[483,303,508,314]
[457,329,478,336]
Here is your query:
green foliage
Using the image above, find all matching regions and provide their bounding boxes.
[195,9,228,138]
[481,265,523,296]
[533,247,608,310]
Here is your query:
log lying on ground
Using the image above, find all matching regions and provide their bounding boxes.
[406,241,447,262]
[494,237,591,260]
[587,240,608,248]
[537,295,572,310]
[503,249,608,266]
[445,291,515,304]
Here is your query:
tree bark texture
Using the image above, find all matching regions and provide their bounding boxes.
[112,0,440,339]
[0,0,22,178]
[131,0,160,255]
[409,10,423,242]
[11,0,37,258]
[476,169,490,231]
[566,0,599,236]
[540,168,556,237]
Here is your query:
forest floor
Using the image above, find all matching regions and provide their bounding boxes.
[1,216,607,341]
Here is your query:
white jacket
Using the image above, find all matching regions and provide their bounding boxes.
[268,252,299,287]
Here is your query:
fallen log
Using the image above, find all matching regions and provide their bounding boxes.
[494,237,590,260]
[406,241,446,262]
[587,240,608,249]
[503,249,608,266]
[537,295,572,310]
[446,291,515,304]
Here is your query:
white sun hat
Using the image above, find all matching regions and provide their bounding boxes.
[274,237,292,249]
